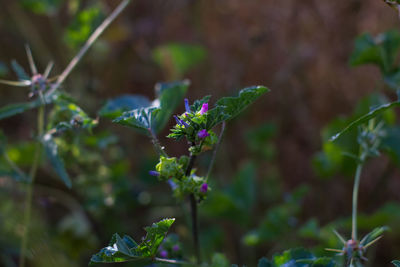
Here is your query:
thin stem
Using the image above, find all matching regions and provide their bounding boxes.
[148,129,167,157]
[206,122,225,180]
[351,152,366,241]
[185,142,200,264]
[189,194,200,264]
[45,0,131,97]
[19,104,44,267]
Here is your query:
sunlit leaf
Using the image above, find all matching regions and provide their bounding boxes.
[89,219,175,265]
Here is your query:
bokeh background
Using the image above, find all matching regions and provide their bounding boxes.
[1,0,400,266]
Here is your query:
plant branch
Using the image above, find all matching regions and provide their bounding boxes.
[185,142,200,264]
[351,151,366,241]
[19,103,45,267]
[45,0,131,97]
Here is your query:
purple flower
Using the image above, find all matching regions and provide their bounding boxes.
[197,129,209,138]
[168,179,177,190]
[174,115,183,126]
[200,183,208,193]
[160,250,168,258]
[184,98,191,113]
[199,103,208,115]
[149,171,160,177]
[172,244,180,252]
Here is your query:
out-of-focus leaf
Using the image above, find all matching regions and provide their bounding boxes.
[359,226,389,246]
[153,80,189,133]
[99,95,151,119]
[392,260,400,267]
[153,43,207,79]
[0,61,8,77]
[0,93,58,120]
[350,30,400,72]
[270,248,335,267]
[11,60,30,80]
[89,219,175,265]
[314,93,394,178]
[110,80,189,135]
[208,86,269,128]
[65,5,104,48]
[210,253,230,267]
[20,0,63,15]
[258,257,272,267]
[52,95,98,131]
[0,130,6,154]
[330,100,400,142]
[42,135,72,188]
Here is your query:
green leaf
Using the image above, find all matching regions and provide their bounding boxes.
[392,260,400,267]
[113,107,159,133]
[42,135,72,188]
[258,257,272,267]
[52,95,98,131]
[11,60,30,80]
[330,100,400,142]
[0,93,58,120]
[20,0,63,15]
[359,226,389,246]
[111,80,189,134]
[208,86,269,128]
[99,95,151,119]
[136,218,175,257]
[350,30,400,72]
[153,80,189,133]
[89,219,175,265]
[153,43,207,79]
[65,5,104,48]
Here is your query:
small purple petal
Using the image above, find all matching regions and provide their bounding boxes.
[168,179,177,190]
[149,171,160,177]
[200,183,208,193]
[184,98,191,113]
[172,244,180,252]
[174,115,182,126]
[160,250,168,258]
[197,129,209,138]
[181,120,189,128]
[200,103,208,115]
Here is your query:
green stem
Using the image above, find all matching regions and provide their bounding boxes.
[185,142,200,264]
[351,152,366,241]
[19,105,44,267]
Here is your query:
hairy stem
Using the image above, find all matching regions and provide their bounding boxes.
[19,104,44,267]
[185,142,200,263]
[351,152,366,241]
[45,0,131,97]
